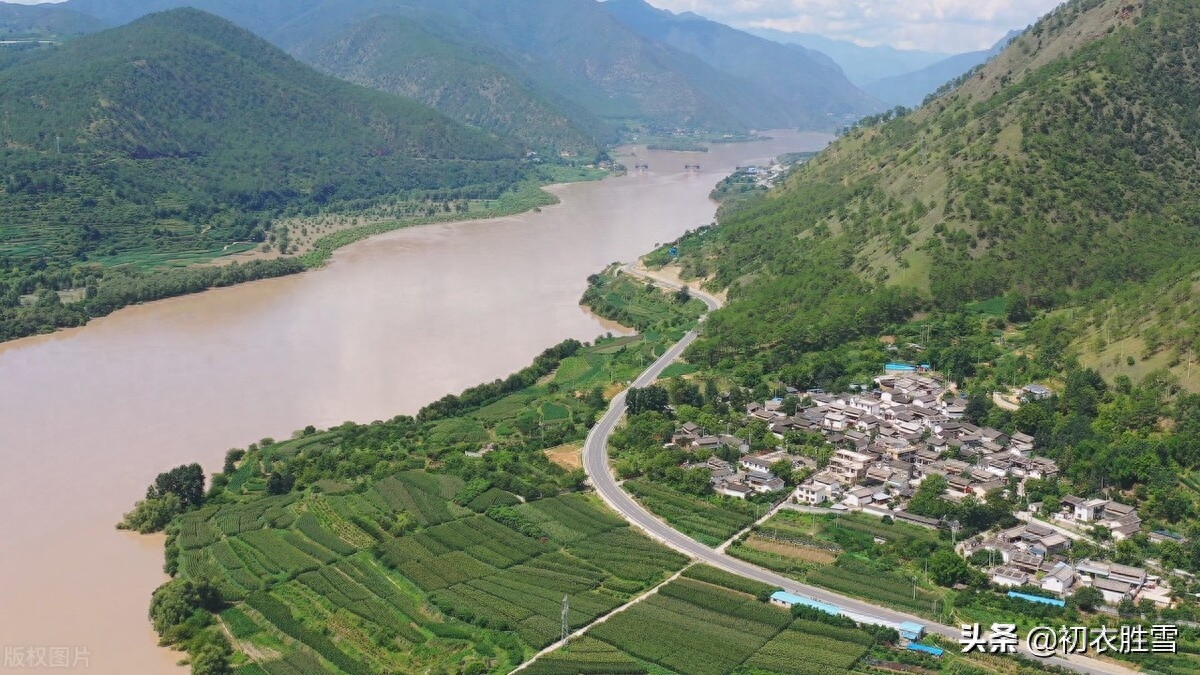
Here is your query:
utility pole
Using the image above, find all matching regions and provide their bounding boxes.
[55,135,61,154]
[561,595,570,643]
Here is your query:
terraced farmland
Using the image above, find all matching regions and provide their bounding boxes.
[172,480,686,674]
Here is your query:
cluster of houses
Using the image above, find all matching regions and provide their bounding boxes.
[966,521,1169,606]
[667,372,1173,606]
[674,374,1062,516]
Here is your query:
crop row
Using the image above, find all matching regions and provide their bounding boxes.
[177,512,221,550]
[239,529,323,575]
[299,565,426,643]
[659,578,791,632]
[807,566,935,612]
[624,480,753,543]
[244,591,370,675]
[524,637,646,675]
[395,469,464,500]
[466,487,521,511]
[790,619,875,647]
[652,593,783,640]
[294,513,357,555]
[592,598,771,675]
[220,607,263,640]
[833,515,937,544]
[682,565,775,598]
[209,495,300,536]
[301,500,374,550]
[258,650,336,675]
[741,629,870,674]
[567,528,686,583]
[522,494,625,542]
[373,476,458,526]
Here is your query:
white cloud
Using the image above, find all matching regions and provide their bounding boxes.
[644,0,1064,52]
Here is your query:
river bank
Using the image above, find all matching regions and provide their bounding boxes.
[0,166,609,346]
[0,131,832,674]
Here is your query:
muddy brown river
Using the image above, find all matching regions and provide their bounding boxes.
[0,132,830,673]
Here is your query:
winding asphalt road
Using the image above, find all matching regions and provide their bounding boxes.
[581,267,1132,675]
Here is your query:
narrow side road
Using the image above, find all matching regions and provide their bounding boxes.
[579,265,1135,675]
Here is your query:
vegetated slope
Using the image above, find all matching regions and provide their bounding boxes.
[303,12,604,153]
[863,30,1023,107]
[0,8,520,265]
[602,0,881,128]
[0,2,108,39]
[675,0,1200,373]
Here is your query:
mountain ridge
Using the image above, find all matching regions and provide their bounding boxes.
[671,0,1200,386]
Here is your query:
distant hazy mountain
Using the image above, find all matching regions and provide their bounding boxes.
[744,27,950,86]
[63,0,880,146]
[0,1,108,39]
[602,0,881,128]
[863,30,1023,108]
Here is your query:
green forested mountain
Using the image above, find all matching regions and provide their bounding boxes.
[671,0,1200,381]
[64,0,881,144]
[0,7,520,265]
[300,12,606,153]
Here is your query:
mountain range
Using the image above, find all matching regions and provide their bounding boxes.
[861,30,1024,108]
[41,0,885,149]
[749,27,1024,108]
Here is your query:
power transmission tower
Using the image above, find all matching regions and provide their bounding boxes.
[561,595,570,643]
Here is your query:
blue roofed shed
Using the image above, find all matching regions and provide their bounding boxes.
[1007,591,1066,607]
[769,591,840,616]
[899,621,925,641]
[907,643,944,657]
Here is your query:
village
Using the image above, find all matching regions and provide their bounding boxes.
[670,368,1179,610]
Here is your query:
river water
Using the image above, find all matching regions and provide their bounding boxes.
[0,131,829,673]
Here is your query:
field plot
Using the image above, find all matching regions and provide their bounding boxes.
[520,566,893,675]
[577,573,876,675]
[625,479,755,545]
[741,622,873,675]
[522,637,646,675]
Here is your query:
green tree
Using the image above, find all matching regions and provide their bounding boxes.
[1006,294,1031,323]
[769,459,796,485]
[117,492,182,533]
[190,644,232,675]
[265,471,295,495]
[149,578,222,639]
[148,463,206,510]
[626,385,669,415]
[1071,586,1103,612]
[928,548,969,586]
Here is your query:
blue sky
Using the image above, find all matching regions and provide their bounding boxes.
[644,0,1065,53]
